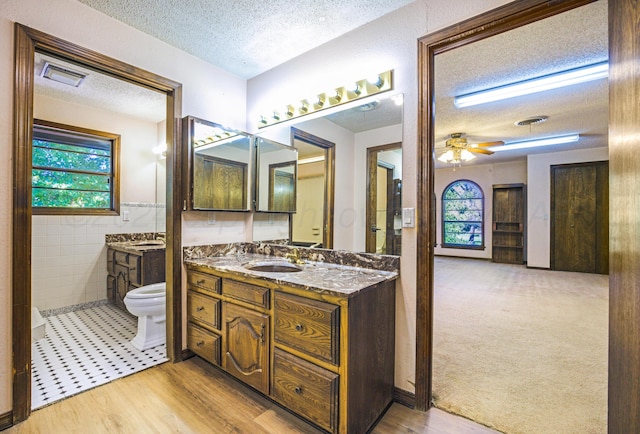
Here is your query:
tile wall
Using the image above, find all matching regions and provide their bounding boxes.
[32,203,165,311]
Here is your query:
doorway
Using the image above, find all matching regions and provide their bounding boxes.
[366,143,402,255]
[12,24,182,422]
[551,161,609,274]
[417,0,607,414]
[290,128,335,249]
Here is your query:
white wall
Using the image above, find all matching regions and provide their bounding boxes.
[434,160,527,259]
[527,146,609,268]
[1,0,247,412]
[31,91,166,312]
[246,0,514,391]
[0,0,518,412]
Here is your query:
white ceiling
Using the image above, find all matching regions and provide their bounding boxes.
[434,0,608,167]
[34,0,608,167]
[73,0,414,79]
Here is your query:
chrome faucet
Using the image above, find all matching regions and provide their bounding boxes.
[285,248,305,265]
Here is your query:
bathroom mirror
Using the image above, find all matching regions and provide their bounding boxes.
[253,92,403,253]
[183,116,252,211]
[255,137,298,213]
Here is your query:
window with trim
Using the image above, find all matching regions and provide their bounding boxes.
[442,179,484,249]
[32,119,120,215]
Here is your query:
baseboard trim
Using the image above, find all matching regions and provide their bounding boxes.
[393,387,416,409]
[180,348,195,361]
[0,411,13,430]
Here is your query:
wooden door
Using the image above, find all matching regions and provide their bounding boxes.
[551,161,608,274]
[223,302,270,394]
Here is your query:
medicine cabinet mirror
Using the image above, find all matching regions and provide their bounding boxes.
[183,116,252,211]
[255,137,298,213]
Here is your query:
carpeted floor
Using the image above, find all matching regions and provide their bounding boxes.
[432,256,608,434]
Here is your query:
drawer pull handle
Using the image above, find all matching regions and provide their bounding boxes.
[196,279,206,285]
[260,324,266,344]
[196,306,205,312]
[294,386,303,395]
[295,324,303,332]
[196,341,204,347]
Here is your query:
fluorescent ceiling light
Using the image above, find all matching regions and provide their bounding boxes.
[454,62,608,108]
[41,62,87,87]
[489,134,580,152]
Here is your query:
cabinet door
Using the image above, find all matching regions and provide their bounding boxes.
[222,302,269,395]
[114,263,129,309]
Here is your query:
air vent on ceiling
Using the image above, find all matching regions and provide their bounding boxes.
[41,62,87,87]
[514,115,548,126]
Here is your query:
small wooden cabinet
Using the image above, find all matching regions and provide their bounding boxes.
[186,264,396,434]
[106,247,165,310]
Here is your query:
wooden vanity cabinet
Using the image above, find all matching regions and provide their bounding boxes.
[106,247,165,310]
[223,302,270,394]
[185,264,396,434]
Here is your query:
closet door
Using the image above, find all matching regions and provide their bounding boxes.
[551,161,608,274]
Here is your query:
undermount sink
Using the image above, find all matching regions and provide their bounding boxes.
[243,260,303,273]
[130,240,165,246]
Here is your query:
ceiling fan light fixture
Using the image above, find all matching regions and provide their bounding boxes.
[460,149,475,161]
[489,134,580,152]
[454,61,608,108]
[438,150,455,163]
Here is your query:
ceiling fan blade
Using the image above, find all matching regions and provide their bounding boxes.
[475,140,505,148]
[468,147,494,155]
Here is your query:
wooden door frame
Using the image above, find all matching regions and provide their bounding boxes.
[366,142,401,254]
[416,0,598,411]
[290,128,335,249]
[12,24,183,423]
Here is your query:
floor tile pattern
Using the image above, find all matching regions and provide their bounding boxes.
[31,303,167,409]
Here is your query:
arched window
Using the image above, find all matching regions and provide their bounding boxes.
[442,180,484,249]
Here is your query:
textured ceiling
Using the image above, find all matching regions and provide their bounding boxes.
[434,0,608,166]
[35,0,608,167]
[74,0,414,79]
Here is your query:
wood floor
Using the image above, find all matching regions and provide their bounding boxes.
[5,357,499,434]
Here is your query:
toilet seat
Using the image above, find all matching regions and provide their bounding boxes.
[126,282,166,299]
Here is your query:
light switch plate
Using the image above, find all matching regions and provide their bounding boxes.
[402,207,415,228]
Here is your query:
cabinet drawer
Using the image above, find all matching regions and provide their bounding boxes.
[273,349,338,434]
[188,271,220,295]
[187,291,221,330]
[222,278,269,308]
[187,323,221,366]
[274,292,339,365]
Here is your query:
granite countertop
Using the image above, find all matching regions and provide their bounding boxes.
[185,253,398,297]
[106,239,166,253]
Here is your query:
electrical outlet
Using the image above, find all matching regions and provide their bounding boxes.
[122,210,130,221]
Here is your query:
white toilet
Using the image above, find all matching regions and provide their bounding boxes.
[123,282,166,351]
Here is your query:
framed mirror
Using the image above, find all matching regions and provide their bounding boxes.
[255,137,298,213]
[253,92,403,253]
[183,116,252,211]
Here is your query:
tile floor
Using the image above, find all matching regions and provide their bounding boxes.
[31,303,168,410]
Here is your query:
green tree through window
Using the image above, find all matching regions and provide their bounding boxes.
[32,119,120,215]
[442,179,484,248]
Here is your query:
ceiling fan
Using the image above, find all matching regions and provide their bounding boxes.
[437,132,505,164]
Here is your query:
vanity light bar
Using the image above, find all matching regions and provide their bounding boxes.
[193,131,239,149]
[257,70,393,129]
